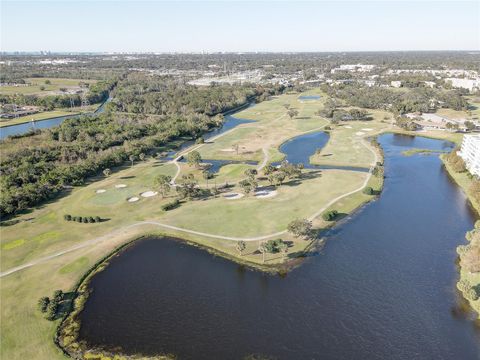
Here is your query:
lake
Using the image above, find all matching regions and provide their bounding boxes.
[78,134,479,359]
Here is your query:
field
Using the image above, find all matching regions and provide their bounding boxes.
[0,78,97,96]
[1,88,456,360]
[0,110,76,127]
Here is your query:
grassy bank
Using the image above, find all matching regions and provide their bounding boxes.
[0,89,387,360]
[441,154,480,318]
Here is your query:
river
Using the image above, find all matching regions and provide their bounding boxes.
[77,133,479,359]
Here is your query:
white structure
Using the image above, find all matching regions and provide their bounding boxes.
[391,81,402,88]
[446,78,480,93]
[459,134,480,177]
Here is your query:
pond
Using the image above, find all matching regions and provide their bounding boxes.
[78,133,479,359]
[275,131,370,172]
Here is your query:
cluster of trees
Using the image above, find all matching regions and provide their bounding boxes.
[444,150,467,173]
[0,79,116,111]
[1,77,272,217]
[38,289,66,321]
[287,218,313,239]
[239,169,258,195]
[64,214,101,223]
[108,73,284,116]
[457,223,480,301]
[318,100,370,123]
[322,84,468,114]
[258,239,289,263]
[263,161,303,187]
[322,210,339,221]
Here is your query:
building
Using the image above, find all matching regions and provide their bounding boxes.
[459,134,480,177]
[446,78,480,93]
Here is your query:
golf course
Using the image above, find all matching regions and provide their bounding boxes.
[1,88,467,359]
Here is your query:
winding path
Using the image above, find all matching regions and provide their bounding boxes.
[0,139,378,278]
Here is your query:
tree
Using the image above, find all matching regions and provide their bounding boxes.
[287,218,313,239]
[269,172,285,187]
[322,210,338,221]
[258,242,268,263]
[177,174,199,199]
[465,120,476,131]
[236,240,246,256]
[263,164,275,176]
[129,154,136,167]
[186,150,202,168]
[279,241,289,259]
[287,109,299,119]
[45,80,51,85]
[195,137,205,144]
[202,170,212,187]
[244,168,258,180]
[139,153,146,161]
[103,168,111,177]
[239,179,257,195]
[38,297,50,313]
[154,175,172,198]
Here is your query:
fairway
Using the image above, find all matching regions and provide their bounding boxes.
[0,78,97,96]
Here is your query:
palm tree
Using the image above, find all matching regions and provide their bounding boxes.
[129,154,136,167]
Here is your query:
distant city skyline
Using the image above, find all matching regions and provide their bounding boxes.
[1,1,479,52]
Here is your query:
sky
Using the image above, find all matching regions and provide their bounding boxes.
[1,0,479,52]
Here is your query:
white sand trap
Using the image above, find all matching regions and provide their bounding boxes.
[356,131,365,136]
[362,128,373,131]
[115,184,127,188]
[254,189,278,198]
[345,126,353,129]
[96,189,106,194]
[223,192,244,200]
[221,148,236,152]
[141,191,158,198]
[128,197,139,202]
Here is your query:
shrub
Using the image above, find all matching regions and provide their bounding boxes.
[64,214,72,221]
[466,288,479,301]
[363,186,374,195]
[53,290,64,302]
[82,217,88,223]
[88,216,94,223]
[38,297,50,313]
[457,279,471,292]
[76,217,82,223]
[264,239,287,253]
[45,302,58,321]
[162,199,180,211]
[322,210,338,221]
[94,216,101,223]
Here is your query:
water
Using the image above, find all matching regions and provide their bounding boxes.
[275,131,370,172]
[298,95,321,100]
[0,96,111,139]
[78,133,479,359]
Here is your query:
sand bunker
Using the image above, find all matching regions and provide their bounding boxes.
[355,132,365,136]
[221,148,236,152]
[362,128,373,131]
[127,197,139,202]
[223,192,244,200]
[345,126,353,129]
[115,184,127,188]
[96,189,106,194]
[254,189,278,198]
[141,191,158,198]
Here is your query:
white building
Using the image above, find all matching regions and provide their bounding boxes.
[459,134,480,177]
[446,78,480,93]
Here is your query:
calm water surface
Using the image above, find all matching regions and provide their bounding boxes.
[79,134,479,359]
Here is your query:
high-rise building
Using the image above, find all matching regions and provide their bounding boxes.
[459,134,480,177]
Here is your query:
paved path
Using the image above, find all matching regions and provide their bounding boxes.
[1,108,381,277]
[0,139,378,278]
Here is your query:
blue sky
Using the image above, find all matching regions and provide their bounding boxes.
[1,1,479,52]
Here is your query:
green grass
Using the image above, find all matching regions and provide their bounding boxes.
[3,88,450,360]
[0,110,78,128]
[0,78,97,96]
[401,148,448,157]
